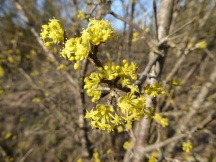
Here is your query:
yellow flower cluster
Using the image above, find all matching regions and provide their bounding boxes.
[41,19,117,70]
[84,60,148,131]
[148,151,159,162]
[84,60,138,103]
[123,141,134,150]
[40,19,169,132]
[153,113,168,127]
[171,78,182,88]
[182,142,193,153]
[195,41,207,49]
[84,19,118,46]
[92,151,101,162]
[84,73,101,102]
[40,18,65,46]
[77,11,86,20]
[117,91,146,121]
[60,37,90,69]
[98,59,137,86]
[132,32,139,43]
[85,92,146,131]
[32,97,41,103]
[57,64,67,70]
[60,19,117,69]
[0,66,4,77]
[85,104,116,130]
[144,83,166,97]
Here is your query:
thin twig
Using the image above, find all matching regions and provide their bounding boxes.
[153,0,158,41]
[135,54,160,88]
[19,148,34,162]
[168,17,197,38]
[109,10,143,32]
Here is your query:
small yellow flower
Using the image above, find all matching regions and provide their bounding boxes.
[0,66,4,77]
[5,133,12,139]
[171,79,182,88]
[77,11,86,20]
[30,50,37,55]
[7,57,14,63]
[153,113,168,127]
[117,125,123,133]
[74,62,80,70]
[86,19,118,45]
[106,148,113,154]
[18,32,23,36]
[125,121,132,130]
[148,151,159,162]
[45,92,50,97]
[132,32,139,42]
[12,135,17,140]
[57,64,67,70]
[31,70,39,76]
[144,83,166,97]
[148,155,156,162]
[32,97,41,103]
[0,88,4,95]
[93,151,101,162]
[10,39,15,44]
[195,41,207,49]
[60,37,90,70]
[182,142,193,153]
[19,117,25,123]
[40,18,65,46]
[123,141,134,150]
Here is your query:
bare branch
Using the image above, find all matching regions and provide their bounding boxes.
[153,0,158,41]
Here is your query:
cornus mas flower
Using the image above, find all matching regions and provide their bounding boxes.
[84,73,101,102]
[40,19,168,132]
[182,142,193,153]
[84,60,150,131]
[98,61,120,80]
[153,113,168,127]
[60,37,90,69]
[41,19,117,70]
[85,104,115,131]
[40,18,65,46]
[83,19,118,45]
[144,83,166,97]
[195,40,207,49]
[77,11,86,20]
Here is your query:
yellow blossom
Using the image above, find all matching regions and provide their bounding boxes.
[93,151,101,162]
[123,141,134,150]
[153,113,168,127]
[0,66,4,77]
[182,142,193,153]
[19,117,25,123]
[32,97,41,103]
[5,133,12,139]
[149,151,159,162]
[132,32,139,42]
[57,64,67,70]
[117,125,123,133]
[86,19,118,45]
[77,11,86,20]
[195,41,207,49]
[40,18,65,46]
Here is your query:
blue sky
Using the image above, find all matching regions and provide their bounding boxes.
[33,0,155,31]
[106,0,154,31]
